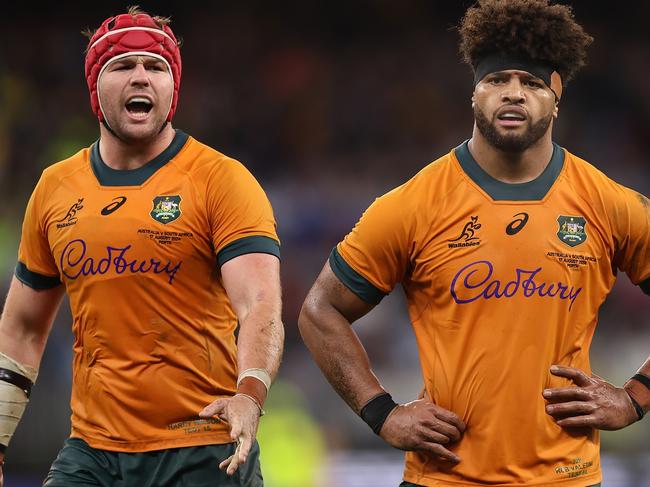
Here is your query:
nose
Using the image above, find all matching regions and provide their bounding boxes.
[129,62,150,87]
[501,78,525,104]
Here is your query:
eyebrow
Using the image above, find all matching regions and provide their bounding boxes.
[488,71,544,83]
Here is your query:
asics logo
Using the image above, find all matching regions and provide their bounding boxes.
[506,212,529,235]
[101,196,127,216]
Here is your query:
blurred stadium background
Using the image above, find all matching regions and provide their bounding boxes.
[1,1,649,486]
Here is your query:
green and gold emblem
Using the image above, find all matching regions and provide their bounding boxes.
[557,215,587,247]
[151,195,182,224]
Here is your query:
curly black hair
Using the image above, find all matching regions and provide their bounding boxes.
[459,0,593,83]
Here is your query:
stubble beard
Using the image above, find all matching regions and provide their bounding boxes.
[105,112,168,145]
[474,105,553,153]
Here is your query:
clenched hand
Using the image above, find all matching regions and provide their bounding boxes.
[379,398,466,464]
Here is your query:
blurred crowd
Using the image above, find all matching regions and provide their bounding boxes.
[1,1,649,483]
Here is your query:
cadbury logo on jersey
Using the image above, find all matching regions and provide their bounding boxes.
[60,239,182,285]
[450,260,582,311]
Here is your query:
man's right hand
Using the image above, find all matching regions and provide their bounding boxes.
[199,394,262,476]
[379,399,466,464]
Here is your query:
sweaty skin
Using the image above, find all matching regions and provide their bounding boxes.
[469,70,558,183]
[98,55,176,171]
[544,364,648,430]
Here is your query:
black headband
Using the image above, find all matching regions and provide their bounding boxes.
[474,54,562,102]
[473,53,561,91]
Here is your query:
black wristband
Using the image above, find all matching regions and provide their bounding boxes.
[626,391,645,421]
[0,368,32,398]
[631,373,650,391]
[360,393,398,435]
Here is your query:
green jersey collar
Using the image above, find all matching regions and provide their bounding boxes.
[90,130,189,186]
[454,140,565,201]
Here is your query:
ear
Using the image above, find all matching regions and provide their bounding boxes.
[552,100,559,118]
[471,93,476,108]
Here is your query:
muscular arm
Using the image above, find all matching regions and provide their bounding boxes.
[199,252,283,475]
[0,276,64,372]
[299,261,465,462]
[298,261,381,413]
[0,276,64,467]
[221,253,284,385]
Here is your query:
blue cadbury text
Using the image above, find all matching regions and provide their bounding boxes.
[60,239,182,284]
[450,260,581,311]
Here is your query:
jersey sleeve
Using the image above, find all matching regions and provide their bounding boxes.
[611,187,650,294]
[207,158,280,268]
[15,174,62,289]
[332,186,414,304]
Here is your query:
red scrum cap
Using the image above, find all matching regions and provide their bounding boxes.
[84,12,182,123]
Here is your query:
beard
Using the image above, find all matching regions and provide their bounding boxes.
[104,111,168,144]
[474,105,553,153]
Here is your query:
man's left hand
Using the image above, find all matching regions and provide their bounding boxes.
[543,365,638,431]
[199,394,262,475]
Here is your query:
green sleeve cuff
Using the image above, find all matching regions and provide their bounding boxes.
[328,247,386,305]
[217,236,280,267]
[15,262,61,289]
[641,277,650,296]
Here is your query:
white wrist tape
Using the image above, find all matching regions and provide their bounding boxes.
[0,352,38,449]
[237,368,271,392]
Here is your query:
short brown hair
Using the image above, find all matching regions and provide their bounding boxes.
[458,0,593,83]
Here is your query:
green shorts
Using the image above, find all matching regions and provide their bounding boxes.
[43,438,263,486]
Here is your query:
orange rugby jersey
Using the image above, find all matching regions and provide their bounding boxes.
[332,141,650,486]
[16,130,280,452]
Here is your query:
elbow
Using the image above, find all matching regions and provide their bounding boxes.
[297,300,313,338]
[298,292,322,340]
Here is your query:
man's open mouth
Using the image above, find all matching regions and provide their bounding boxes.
[125,97,153,115]
[497,112,526,121]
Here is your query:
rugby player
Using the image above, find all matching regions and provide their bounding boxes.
[0,7,282,486]
[299,1,650,485]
